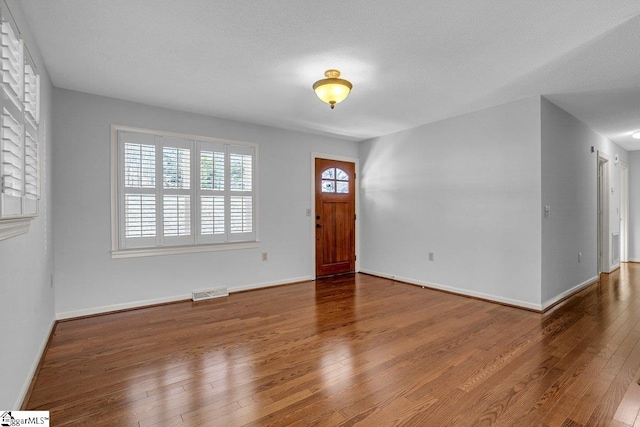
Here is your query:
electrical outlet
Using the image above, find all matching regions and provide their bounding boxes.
[262,252,268,261]
[428,252,434,261]
[306,209,311,217]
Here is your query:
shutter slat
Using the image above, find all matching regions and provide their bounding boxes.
[2,110,21,135]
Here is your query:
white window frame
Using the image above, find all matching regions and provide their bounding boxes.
[111,125,259,258]
[0,4,41,241]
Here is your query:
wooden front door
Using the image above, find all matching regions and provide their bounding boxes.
[315,158,356,277]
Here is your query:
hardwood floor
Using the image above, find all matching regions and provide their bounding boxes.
[25,265,640,426]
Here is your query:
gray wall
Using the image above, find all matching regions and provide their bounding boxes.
[359,97,543,308]
[0,1,55,409]
[540,98,627,305]
[52,88,358,317]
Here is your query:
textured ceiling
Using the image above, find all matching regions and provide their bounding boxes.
[18,1,640,148]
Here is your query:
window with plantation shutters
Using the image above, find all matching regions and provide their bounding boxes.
[0,7,41,227]
[112,126,258,256]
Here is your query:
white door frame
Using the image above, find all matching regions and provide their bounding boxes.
[310,152,360,279]
[621,162,629,263]
[597,152,610,274]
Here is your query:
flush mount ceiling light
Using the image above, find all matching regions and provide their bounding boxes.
[632,131,640,140]
[313,69,352,109]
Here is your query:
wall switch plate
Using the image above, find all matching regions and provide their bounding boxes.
[544,206,551,218]
[306,209,311,217]
[428,252,434,261]
[578,252,582,263]
[262,252,268,261]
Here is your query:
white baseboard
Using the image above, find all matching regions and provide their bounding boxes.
[230,275,313,293]
[360,269,542,311]
[15,318,56,409]
[55,275,315,320]
[541,275,598,311]
[56,293,192,320]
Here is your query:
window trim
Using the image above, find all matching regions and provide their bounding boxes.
[110,125,259,258]
[0,215,35,241]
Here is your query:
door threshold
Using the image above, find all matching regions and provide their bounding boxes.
[316,271,356,280]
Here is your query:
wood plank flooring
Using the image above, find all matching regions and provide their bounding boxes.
[24,265,640,426]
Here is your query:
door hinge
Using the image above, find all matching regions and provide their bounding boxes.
[354,214,357,220]
[355,255,357,261]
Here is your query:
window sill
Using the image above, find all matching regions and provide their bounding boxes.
[111,241,260,259]
[0,215,36,241]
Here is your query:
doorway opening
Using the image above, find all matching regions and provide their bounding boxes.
[597,153,609,274]
[621,162,629,263]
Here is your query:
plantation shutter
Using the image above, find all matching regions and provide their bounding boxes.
[24,63,39,126]
[159,136,193,246]
[22,128,37,213]
[197,140,226,244]
[22,55,39,215]
[119,131,157,249]
[0,16,23,216]
[227,144,255,242]
[1,18,22,109]
[0,107,22,214]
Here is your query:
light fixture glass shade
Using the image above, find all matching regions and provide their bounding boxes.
[313,69,352,109]
[632,131,640,140]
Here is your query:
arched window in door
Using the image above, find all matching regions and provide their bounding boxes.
[321,167,349,193]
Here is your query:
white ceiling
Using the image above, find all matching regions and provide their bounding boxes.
[19,1,640,148]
